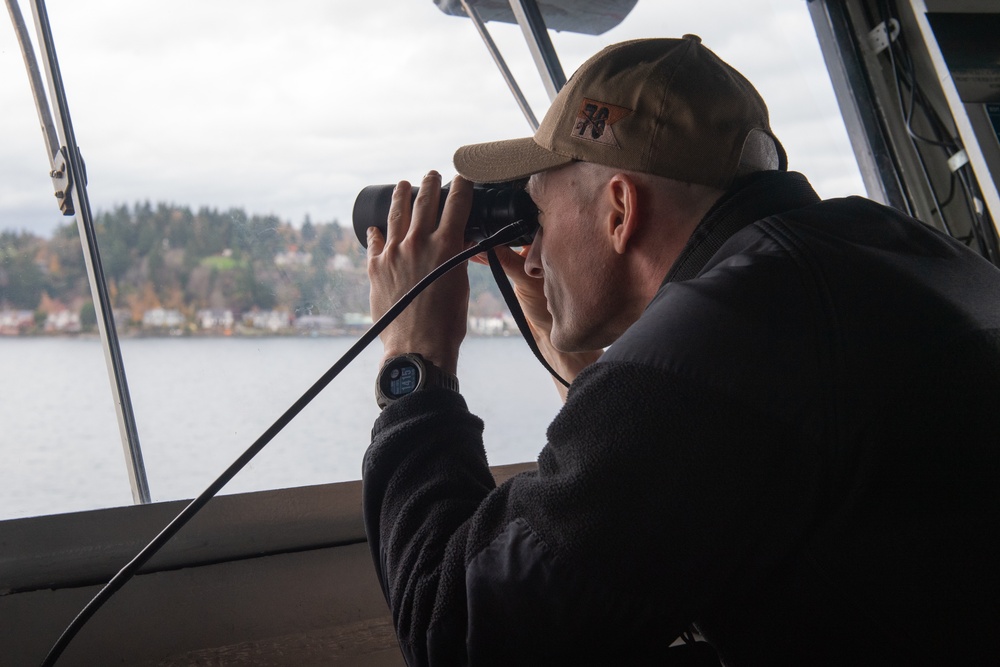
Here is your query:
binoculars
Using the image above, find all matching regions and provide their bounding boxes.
[352,183,538,248]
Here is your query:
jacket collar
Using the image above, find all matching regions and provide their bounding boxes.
[662,170,820,285]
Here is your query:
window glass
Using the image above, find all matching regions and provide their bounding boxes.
[0,0,862,519]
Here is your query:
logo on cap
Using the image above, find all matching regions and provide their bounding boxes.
[572,98,631,148]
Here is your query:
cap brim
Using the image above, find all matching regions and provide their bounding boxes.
[454,137,575,184]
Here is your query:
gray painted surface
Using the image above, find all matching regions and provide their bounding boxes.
[0,462,536,665]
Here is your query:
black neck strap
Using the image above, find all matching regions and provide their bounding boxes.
[486,248,570,388]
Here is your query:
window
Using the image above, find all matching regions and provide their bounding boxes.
[0,0,863,520]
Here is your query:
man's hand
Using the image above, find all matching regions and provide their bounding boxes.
[473,245,601,400]
[367,171,472,375]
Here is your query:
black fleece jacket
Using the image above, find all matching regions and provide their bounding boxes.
[362,171,1000,666]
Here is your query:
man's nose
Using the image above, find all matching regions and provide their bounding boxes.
[524,228,544,278]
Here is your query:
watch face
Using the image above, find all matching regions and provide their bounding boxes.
[382,358,421,399]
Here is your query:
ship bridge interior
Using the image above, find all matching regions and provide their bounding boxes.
[1,0,998,664]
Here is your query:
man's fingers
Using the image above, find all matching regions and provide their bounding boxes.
[386,180,413,245]
[366,225,385,258]
[472,245,529,276]
[409,171,443,238]
[439,175,472,243]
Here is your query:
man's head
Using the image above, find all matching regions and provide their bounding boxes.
[454,37,783,352]
[518,160,727,351]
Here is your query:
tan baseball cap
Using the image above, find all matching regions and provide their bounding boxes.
[453,36,786,189]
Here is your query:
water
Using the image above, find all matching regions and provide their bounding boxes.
[0,336,563,521]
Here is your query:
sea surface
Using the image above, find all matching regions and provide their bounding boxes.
[0,336,563,521]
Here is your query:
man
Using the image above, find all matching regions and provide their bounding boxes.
[362,36,1000,665]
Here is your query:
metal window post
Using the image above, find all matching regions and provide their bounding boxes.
[6,0,151,504]
[460,0,540,131]
[507,0,566,101]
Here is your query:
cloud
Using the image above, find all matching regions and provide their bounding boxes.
[1,0,863,238]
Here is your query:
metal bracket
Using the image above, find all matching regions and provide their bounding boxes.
[49,146,74,215]
[867,18,900,56]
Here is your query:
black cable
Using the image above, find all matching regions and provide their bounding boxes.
[955,165,1000,263]
[895,29,953,149]
[40,218,535,667]
[936,172,957,210]
[879,0,956,237]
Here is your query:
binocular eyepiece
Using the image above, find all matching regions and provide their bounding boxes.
[352,182,538,248]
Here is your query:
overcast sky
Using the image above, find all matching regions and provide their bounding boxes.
[1,0,865,239]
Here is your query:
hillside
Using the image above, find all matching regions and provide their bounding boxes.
[0,202,511,334]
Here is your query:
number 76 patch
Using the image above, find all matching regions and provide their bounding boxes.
[572,98,632,148]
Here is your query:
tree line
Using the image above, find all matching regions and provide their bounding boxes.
[0,202,509,332]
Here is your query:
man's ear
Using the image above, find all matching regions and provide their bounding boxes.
[607,173,639,255]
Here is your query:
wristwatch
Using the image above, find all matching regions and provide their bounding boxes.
[375,353,459,409]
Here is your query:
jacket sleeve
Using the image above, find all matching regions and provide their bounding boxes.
[362,361,823,666]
